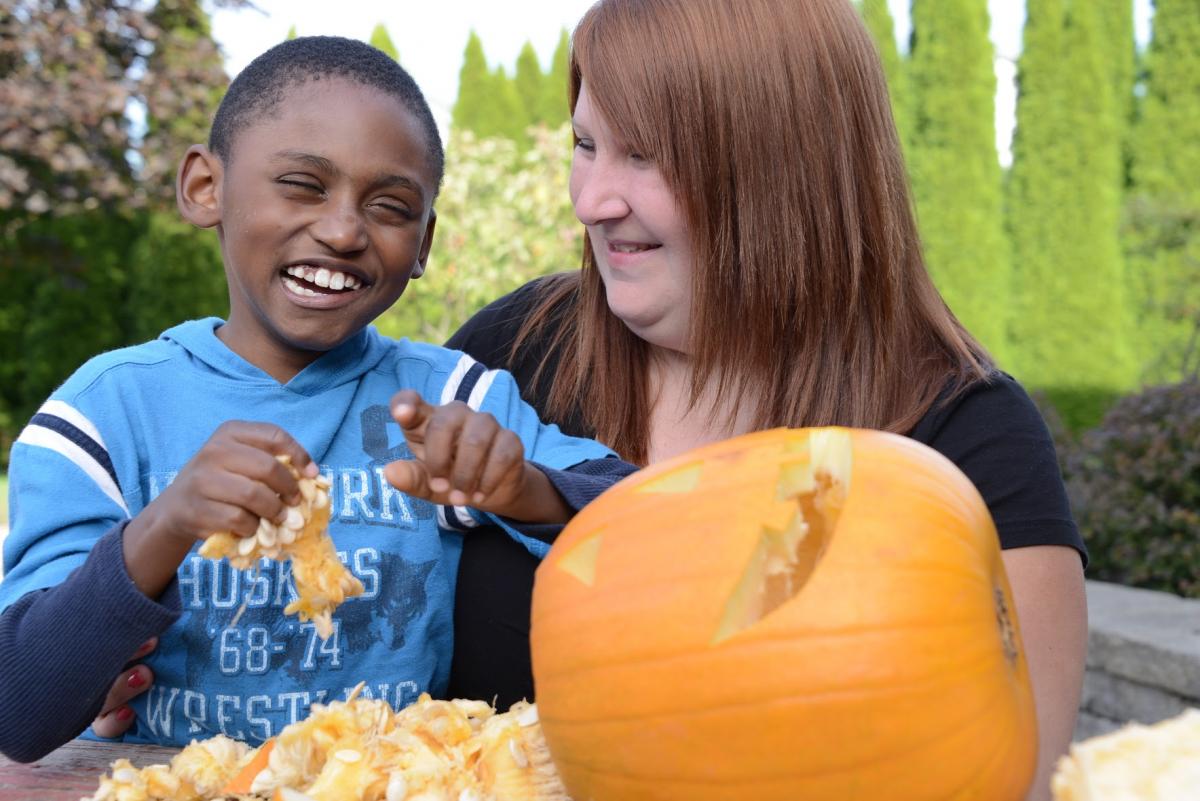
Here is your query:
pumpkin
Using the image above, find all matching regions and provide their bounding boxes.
[1052,709,1200,800]
[530,427,1037,801]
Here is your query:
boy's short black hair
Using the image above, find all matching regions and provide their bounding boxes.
[209,35,445,196]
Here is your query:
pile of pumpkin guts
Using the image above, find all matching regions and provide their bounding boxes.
[84,689,568,801]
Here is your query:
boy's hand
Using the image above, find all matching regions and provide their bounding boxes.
[123,422,317,598]
[384,390,569,523]
[145,421,316,545]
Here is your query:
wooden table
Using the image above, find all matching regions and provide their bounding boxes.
[0,740,177,801]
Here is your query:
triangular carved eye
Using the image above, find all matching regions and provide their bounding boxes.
[555,531,604,587]
[634,462,704,494]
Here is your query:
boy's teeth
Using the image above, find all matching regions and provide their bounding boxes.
[283,265,360,291]
[283,277,319,297]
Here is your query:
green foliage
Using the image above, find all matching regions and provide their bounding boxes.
[285,24,297,41]
[1128,0,1200,384]
[539,29,572,128]
[451,32,496,136]
[489,66,529,143]
[375,125,581,344]
[515,42,544,124]
[1007,0,1135,398]
[125,214,228,342]
[369,23,398,62]
[1065,381,1200,598]
[8,214,138,433]
[860,0,910,150]
[908,0,1010,362]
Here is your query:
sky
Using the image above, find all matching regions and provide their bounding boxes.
[208,0,1155,168]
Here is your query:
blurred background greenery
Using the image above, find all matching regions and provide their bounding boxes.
[0,0,1197,595]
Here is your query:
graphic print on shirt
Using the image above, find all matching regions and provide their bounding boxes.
[138,406,449,744]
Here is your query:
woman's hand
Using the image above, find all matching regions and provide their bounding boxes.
[90,638,157,738]
[384,390,570,523]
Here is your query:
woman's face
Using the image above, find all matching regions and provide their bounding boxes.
[569,82,695,353]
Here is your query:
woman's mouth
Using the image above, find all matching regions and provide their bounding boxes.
[281,265,364,297]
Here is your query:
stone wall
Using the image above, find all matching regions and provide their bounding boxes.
[1075,580,1200,740]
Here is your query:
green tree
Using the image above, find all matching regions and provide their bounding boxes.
[369,23,398,62]
[1127,0,1200,382]
[286,24,297,41]
[908,0,1010,362]
[1100,0,1136,182]
[490,65,529,143]
[1007,0,1134,426]
[539,29,571,128]
[860,0,910,149]
[451,31,493,135]
[514,41,545,125]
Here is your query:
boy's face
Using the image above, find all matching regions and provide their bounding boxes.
[182,77,437,381]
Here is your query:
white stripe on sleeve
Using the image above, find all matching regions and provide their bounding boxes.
[15,425,130,516]
[440,353,478,405]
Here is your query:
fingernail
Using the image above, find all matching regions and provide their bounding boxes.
[429,477,450,493]
[116,706,134,722]
[127,670,145,689]
[303,462,319,477]
[473,492,486,504]
[393,403,413,418]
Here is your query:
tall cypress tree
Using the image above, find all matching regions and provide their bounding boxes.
[451,31,493,135]
[490,65,528,143]
[369,23,399,62]
[1100,0,1136,181]
[860,0,910,149]
[1128,0,1200,380]
[908,0,1010,361]
[1008,0,1133,424]
[514,41,544,125]
[539,29,571,128]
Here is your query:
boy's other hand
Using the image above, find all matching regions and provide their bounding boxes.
[385,389,537,516]
[90,637,157,739]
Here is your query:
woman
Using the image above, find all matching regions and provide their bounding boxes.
[447,1,1087,799]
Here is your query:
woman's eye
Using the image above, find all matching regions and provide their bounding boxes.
[574,139,596,154]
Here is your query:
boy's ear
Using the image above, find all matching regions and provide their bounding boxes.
[176,144,223,229]
[412,208,437,280]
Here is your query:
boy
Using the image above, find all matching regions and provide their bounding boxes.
[0,36,634,761]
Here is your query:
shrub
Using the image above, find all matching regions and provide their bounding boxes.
[375,125,581,345]
[1066,380,1200,597]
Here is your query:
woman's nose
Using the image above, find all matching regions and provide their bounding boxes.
[571,160,631,226]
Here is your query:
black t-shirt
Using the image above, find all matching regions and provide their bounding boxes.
[445,277,1087,707]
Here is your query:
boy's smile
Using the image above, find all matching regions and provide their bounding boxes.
[179,76,438,383]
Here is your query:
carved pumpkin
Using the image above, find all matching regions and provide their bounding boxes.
[531,427,1036,801]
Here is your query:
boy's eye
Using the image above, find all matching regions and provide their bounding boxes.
[277,176,323,193]
[370,199,416,219]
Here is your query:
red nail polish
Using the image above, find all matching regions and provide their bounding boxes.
[127,671,145,689]
[116,707,134,721]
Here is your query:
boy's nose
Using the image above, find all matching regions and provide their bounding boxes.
[311,207,368,254]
